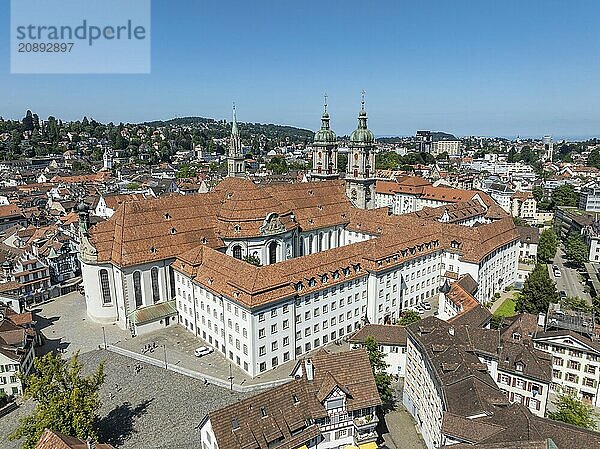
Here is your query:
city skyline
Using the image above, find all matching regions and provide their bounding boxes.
[1,0,600,137]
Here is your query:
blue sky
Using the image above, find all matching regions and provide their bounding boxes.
[1,0,599,138]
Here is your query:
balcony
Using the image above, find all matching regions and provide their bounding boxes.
[353,414,379,430]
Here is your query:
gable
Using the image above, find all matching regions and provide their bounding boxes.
[535,334,599,354]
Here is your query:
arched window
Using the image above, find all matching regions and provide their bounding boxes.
[328,231,333,249]
[337,228,342,247]
[151,267,160,303]
[168,266,176,299]
[308,235,313,254]
[318,232,323,252]
[268,242,278,265]
[99,269,111,305]
[299,236,304,257]
[133,271,143,308]
[232,245,242,260]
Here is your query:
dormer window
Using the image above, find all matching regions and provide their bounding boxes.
[512,332,521,341]
[234,224,241,232]
[150,246,157,254]
[321,274,328,284]
[515,362,524,372]
[332,270,339,280]
[171,227,177,235]
[260,406,267,417]
[295,282,303,292]
[292,394,299,404]
[308,278,316,287]
[164,212,171,220]
[231,418,240,430]
[201,237,208,244]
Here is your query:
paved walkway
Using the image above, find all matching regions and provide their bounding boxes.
[552,247,591,302]
[379,383,426,449]
[32,291,129,357]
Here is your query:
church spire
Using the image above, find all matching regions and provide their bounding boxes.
[227,102,245,177]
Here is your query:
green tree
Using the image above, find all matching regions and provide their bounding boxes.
[565,232,589,266]
[551,184,578,208]
[548,393,597,430]
[9,352,105,449]
[561,296,592,313]
[177,163,197,179]
[516,263,559,314]
[363,336,394,409]
[243,254,262,266]
[266,155,288,174]
[338,153,348,172]
[538,229,558,263]
[588,147,600,169]
[512,216,528,227]
[397,310,421,326]
[532,186,544,203]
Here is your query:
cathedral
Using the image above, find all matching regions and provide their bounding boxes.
[79,98,520,377]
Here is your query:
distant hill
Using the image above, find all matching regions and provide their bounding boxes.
[143,116,314,142]
[377,131,458,144]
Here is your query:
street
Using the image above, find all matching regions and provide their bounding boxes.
[551,247,590,303]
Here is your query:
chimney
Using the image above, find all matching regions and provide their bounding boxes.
[304,359,314,381]
[537,313,546,328]
[448,326,455,336]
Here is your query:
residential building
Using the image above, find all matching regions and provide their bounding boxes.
[374,176,495,216]
[403,317,566,449]
[199,349,381,449]
[487,183,514,213]
[348,324,407,377]
[431,139,461,157]
[516,226,539,261]
[511,191,537,221]
[35,429,115,449]
[0,305,36,396]
[579,183,600,212]
[533,329,600,406]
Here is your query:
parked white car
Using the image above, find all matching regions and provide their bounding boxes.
[194,346,213,357]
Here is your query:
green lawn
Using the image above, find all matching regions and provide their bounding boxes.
[495,297,517,318]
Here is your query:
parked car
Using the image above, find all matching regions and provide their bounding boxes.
[415,305,425,314]
[554,269,561,277]
[552,264,559,271]
[194,346,213,357]
[421,302,432,310]
[559,290,567,299]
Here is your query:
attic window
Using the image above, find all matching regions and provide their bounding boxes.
[515,362,524,372]
[308,190,314,196]
[318,205,323,211]
[234,224,241,232]
[231,418,240,430]
[164,212,171,219]
[295,282,303,292]
[353,264,361,273]
[201,237,208,244]
[150,246,157,254]
[292,394,300,404]
[332,270,339,280]
[377,260,383,267]
[207,277,214,285]
[512,332,521,341]
[260,406,267,418]
[308,278,316,287]
[171,228,177,235]
[321,274,328,284]
[343,267,351,276]
[227,192,234,199]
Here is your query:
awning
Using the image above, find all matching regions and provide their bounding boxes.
[130,300,177,325]
[359,443,378,449]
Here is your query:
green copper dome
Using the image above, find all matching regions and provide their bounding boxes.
[314,111,337,145]
[350,109,374,144]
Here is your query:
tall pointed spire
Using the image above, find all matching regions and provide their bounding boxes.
[227,102,244,177]
[232,102,239,137]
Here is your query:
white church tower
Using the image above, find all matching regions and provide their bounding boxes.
[310,94,339,180]
[227,103,245,177]
[345,91,376,209]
